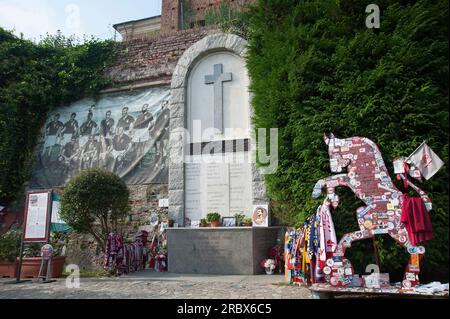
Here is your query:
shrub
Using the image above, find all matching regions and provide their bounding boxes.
[59,169,130,248]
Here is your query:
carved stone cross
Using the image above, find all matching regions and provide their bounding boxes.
[205,64,232,133]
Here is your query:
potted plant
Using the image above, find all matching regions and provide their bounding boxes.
[0,229,21,278]
[206,213,221,228]
[234,213,246,227]
[200,218,208,228]
[243,217,253,227]
[19,233,67,279]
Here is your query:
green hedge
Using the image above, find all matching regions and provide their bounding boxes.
[0,29,120,205]
[246,0,448,280]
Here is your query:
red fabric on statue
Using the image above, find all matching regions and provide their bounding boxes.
[401,195,433,247]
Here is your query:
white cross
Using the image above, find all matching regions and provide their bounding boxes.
[205,64,232,133]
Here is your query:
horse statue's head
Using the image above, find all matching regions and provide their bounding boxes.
[324,133,352,173]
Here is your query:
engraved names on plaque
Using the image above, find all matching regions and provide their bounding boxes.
[185,158,253,220]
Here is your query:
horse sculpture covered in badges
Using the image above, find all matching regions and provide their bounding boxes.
[312,134,432,289]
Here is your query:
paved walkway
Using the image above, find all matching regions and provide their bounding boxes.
[0,272,312,299]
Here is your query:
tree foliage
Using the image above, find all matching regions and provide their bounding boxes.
[60,168,130,248]
[245,0,448,280]
[0,29,120,205]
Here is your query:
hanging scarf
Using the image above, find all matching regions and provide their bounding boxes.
[317,204,337,269]
[104,233,124,273]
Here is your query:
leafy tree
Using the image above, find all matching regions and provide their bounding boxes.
[245,0,448,281]
[59,169,130,248]
[0,29,120,206]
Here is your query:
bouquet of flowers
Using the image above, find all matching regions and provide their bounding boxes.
[261,259,277,275]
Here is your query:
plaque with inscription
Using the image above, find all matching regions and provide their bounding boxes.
[204,163,229,215]
[229,163,252,215]
[185,155,253,220]
[185,163,202,221]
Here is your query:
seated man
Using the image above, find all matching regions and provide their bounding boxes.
[112,127,132,171]
[61,135,81,177]
[80,135,100,169]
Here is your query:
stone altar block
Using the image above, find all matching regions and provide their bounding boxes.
[167,227,281,275]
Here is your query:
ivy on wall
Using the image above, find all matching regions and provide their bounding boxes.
[245,0,448,281]
[0,29,120,206]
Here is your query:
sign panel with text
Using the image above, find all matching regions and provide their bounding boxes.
[23,191,52,242]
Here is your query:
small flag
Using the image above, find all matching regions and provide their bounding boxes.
[407,142,444,180]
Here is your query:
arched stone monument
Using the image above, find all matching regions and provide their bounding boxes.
[168,33,268,226]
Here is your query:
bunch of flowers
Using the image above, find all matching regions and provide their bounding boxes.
[261,259,277,271]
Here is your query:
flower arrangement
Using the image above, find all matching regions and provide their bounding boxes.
[270,244,284,273]
[261,259,277,275]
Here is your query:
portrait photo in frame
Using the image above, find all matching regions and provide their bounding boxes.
[252,204,269,227]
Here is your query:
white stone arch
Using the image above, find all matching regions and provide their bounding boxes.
[168,33,266,226]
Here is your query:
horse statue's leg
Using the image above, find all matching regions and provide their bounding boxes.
[325,229,375,287]
[388,227,425,290]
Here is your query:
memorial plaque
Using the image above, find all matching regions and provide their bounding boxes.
[229,162,252,215]
[204,163,229,215]
[185,156,253,220]
[185,163,202,221]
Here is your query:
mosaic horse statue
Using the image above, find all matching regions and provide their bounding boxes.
[312,134,432,289]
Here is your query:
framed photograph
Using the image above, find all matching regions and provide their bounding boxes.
[222,217,236,227]
[252,204,269,227]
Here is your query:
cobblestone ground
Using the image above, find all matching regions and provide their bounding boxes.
[0,272,312,299]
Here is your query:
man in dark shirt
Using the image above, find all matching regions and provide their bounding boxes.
[62,136,80,161]
[117,107,135,132]
[134,104,154,130]
[101,111,115,137]
[112,127,132,172]
[81,135,100,169]
[113,127,132,152]
[61,113,79,136]
[79,112,98,136]
[46,114,64,136]
[43,114,64,161]
[61,136,80,177]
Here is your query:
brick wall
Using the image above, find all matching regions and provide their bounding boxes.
[161,0,180,33]
[161,0,255,34]
[108,27,218,85]
[183,0,255,26]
